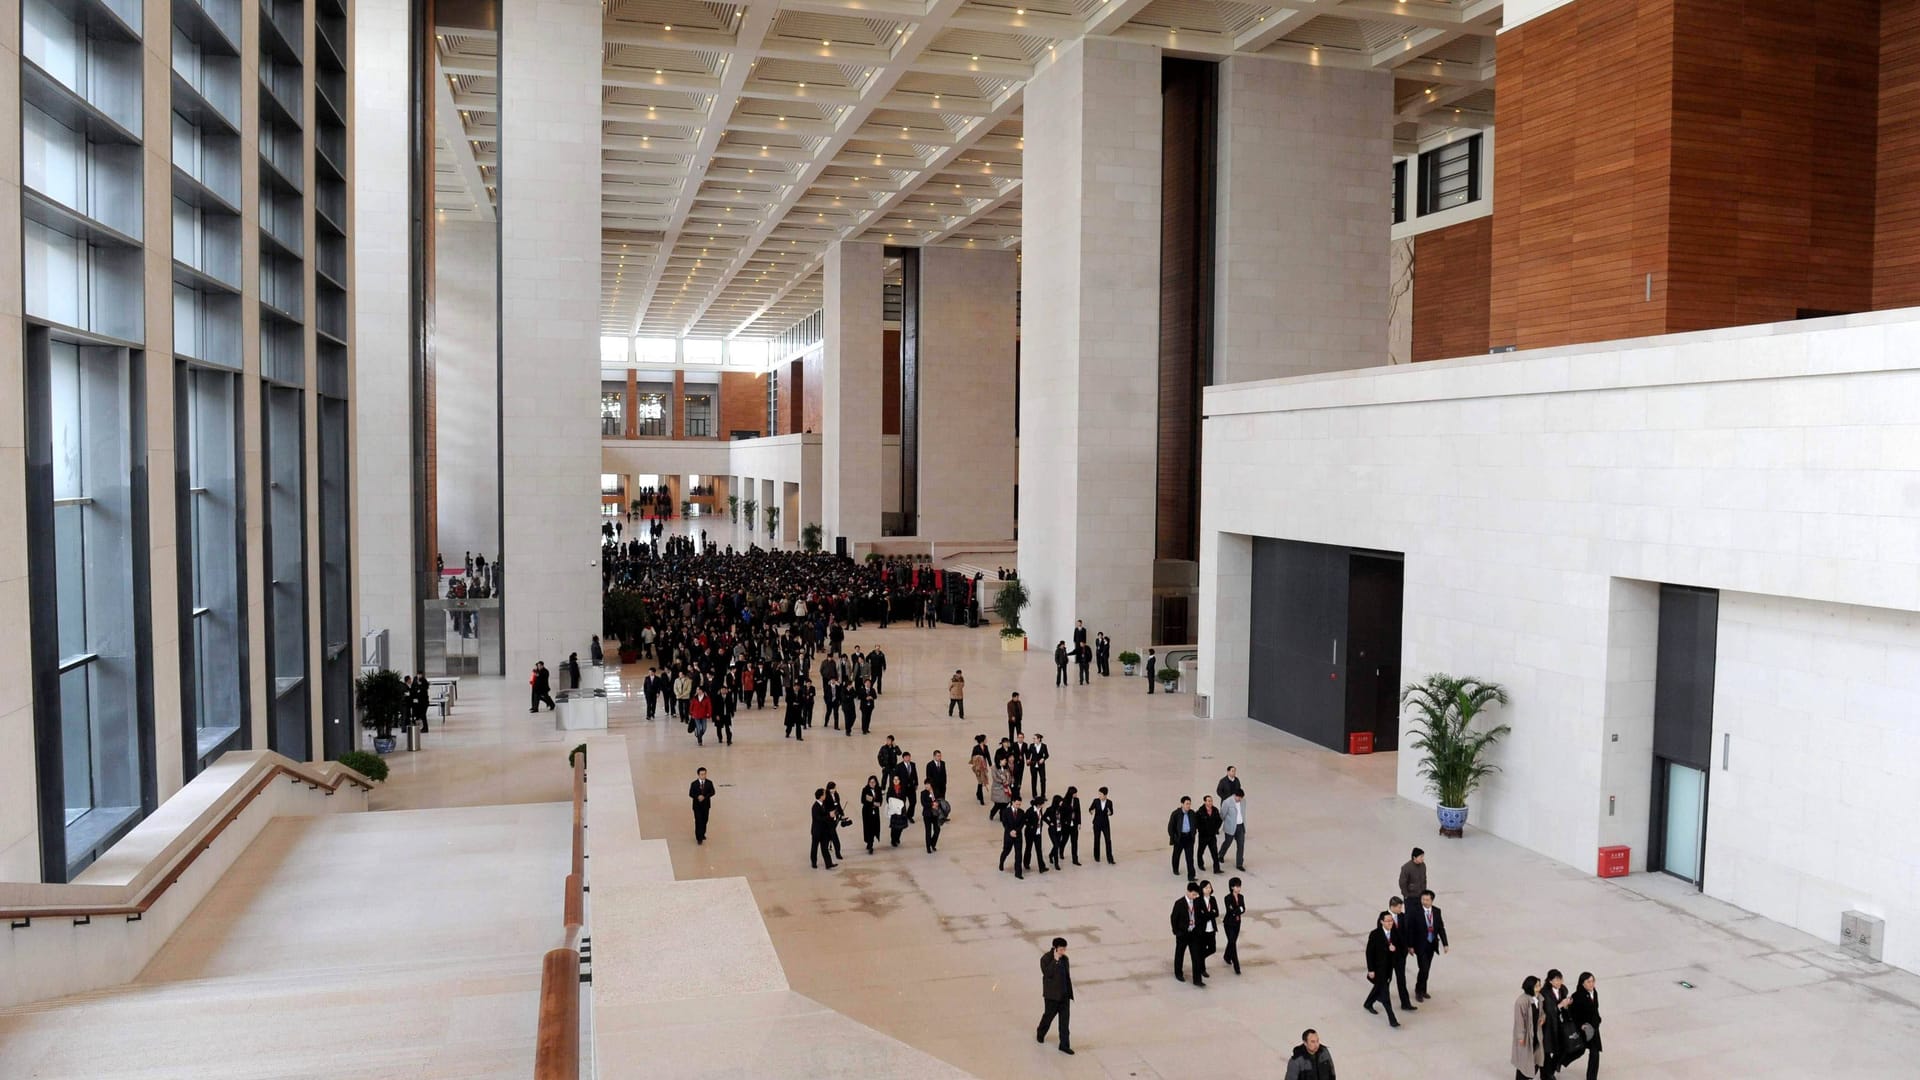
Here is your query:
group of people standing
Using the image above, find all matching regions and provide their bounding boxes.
[1051,620,1113,685]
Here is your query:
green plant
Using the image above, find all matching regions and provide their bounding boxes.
[728,494,740,522]
[568,744,588,769]
[1402,674,1511,808]
[628,498,641,515]
[337,750,390,783]
[991,578,1030,638]
[1118,650,1141,666]
[766,505,780,538]
[681,498,692,519]
[354,669,411,739]
[1156,667,1180,685]
[801,522,823,552]
[865,551,883,563]
[743,498,757,529]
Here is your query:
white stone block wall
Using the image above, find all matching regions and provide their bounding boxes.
[435,220,499,561]
[500,0,601,679]
[1213,57,1394,383]
[1710,592,1920,973]
[1018,37,1161,651]
[823,241,883,547]
[918,246,1016,541]
[0,0,28,879]
[1199,311,1920,935]
[352,0,415,657]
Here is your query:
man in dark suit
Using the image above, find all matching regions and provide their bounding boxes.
[1029,735,1050,799]
[999,798,1026,878]
[1145,648,1158,694]
[809,788,837,869]
[688,768,715,845]
[1215,766,1244,802]
[895,752,920,821]
[1022,799,1049,873]
[643,668,660,719]
[877,735,901,777]
[1167,796,1198,878]
[1412,889,1450,1001]
[1170,881,1207,986]
[920,781,942,853]
[926,751,948,802]
[1090,787,1116,864]
[1037,937,1074,1054]
[1094,632,1110,677]
[1387,896,1418,1011]
[1072,620,1088,649]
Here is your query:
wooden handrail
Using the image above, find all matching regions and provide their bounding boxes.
[0,761,373,922]
[563,872,582,932]
[534,947,581,1080]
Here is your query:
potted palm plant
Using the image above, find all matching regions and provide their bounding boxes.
[355,669,411,754]
[992,579,1030,651]
[1118,650,1141,676]
[765,505,780,539]
[728,494,740,522]
[1403,674,1510,837]
[1156,667,1181,693]
[743,498,757,530]
[802,522,823,552]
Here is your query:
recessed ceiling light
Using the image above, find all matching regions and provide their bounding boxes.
[664,24,672,30]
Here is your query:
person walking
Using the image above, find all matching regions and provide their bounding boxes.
[860,776,882,855]
[1063,786,1083,865]
[948,670,966,718]
[1167,797,1198,879]
[970,735,992,805]
[1222,877,1247,975]
[1412,889,1449,1001]
[999,798,1026,878]
[926,750,948,803]
[1053,642,1070,687]
[672,668,693,724]
[1029,734,1050,800]
[1006,692,1023,740]
[990,765,1013,823]
[1285,1030,1334,1080]
[858,681,876,735]
[1388,897,1418,1011]
[868,646,887,693]
[809,789,838,870]
[1043,795,1068,871]
[885,778,911,848]
[1195,879,1220,976]
[689,687,712,746]
[1541,969,1572,1078]
[1221,790,1248,871]
[1567,973,1602,1079]
[921,780,943,853]
[411,673,430,734]
[529,661,555,712]
[1216,766,1244,802]
[1363,911,1401,1028]
[1036,938,1075,1055]
[1022,798,1048,874]
[824,782,847,861]
[1513,975,1546,1078]
[688,768,715,845]
[1171,881,1207,986]
[1399,848,1428,908]
[1196,795,1224,874]
[1090,787,1116,864]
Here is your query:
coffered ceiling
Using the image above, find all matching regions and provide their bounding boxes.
[433,0,1500,340]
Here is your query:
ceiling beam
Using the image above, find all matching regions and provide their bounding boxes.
[434,57,494,221]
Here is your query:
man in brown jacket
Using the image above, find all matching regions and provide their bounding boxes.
[1007,691,1024,740]
[948,670,966,718]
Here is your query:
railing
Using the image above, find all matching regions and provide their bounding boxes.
[535,754,588,1079]
[0,757,373,923]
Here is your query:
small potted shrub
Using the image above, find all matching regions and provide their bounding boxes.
[1404,674,1510,837]
[1156,666,1181,693]
[355,668,411,754]
[681,498,692,519]
[337,749,390,783]
[1118,650,1141,676]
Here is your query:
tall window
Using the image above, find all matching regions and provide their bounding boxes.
[683,392,713,437]
[682,339,721,365]
[29,335,149,880]
[181,366,245,770]
[600,390,624,437]
[634,391,667,436]
[1417,134,1481,215]
[263,383,308,758]
[1392,159,1407,224]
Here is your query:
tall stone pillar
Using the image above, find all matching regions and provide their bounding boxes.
[1018,37,1162,653]
[917,246,1017,542]
[822,240,883,548]
[500,0,601,679]
[1213,57,1392,381]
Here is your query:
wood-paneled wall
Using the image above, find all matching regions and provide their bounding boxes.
[1491,0,1881,350]
[883,329,901,436]
[718,371,766,439]
[1877,0,1920,309]
[1411,217,1492,361]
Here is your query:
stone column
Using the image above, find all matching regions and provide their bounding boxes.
[500,0,600,680]
[1017,37,1162,652]
[917,246,1017,542]
[1213,56,1393,381]
[822,239,883,548]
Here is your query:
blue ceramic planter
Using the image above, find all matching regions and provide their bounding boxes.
[1436,804,1468,837]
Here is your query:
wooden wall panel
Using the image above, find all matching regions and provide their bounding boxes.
[882,329,901,436]
[1492,0,1878,350]
[801,349,823,434]
[1411,217,1493,362]
[717,371,766,439]
[1877,0,1920,308]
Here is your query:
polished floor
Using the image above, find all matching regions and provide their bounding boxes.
[371,590,1920,1077]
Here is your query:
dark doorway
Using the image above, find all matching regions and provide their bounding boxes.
[1248,539,1404,754]
[1648,584,1717,887]
[1345,554,1404,752]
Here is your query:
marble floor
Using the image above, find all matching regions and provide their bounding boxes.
[354,597,1920,1078]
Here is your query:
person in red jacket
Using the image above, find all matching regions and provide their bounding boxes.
[689,687,713,747]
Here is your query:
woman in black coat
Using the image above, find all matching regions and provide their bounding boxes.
[1222,877,1247,975]
[1362,911,1400,1027]
[860,777,883,854]
[1568,972,1602,1079]
[1195,880,1220,969]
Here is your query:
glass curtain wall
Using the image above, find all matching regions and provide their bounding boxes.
[263,384,310,757]
[179,366,247,771]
